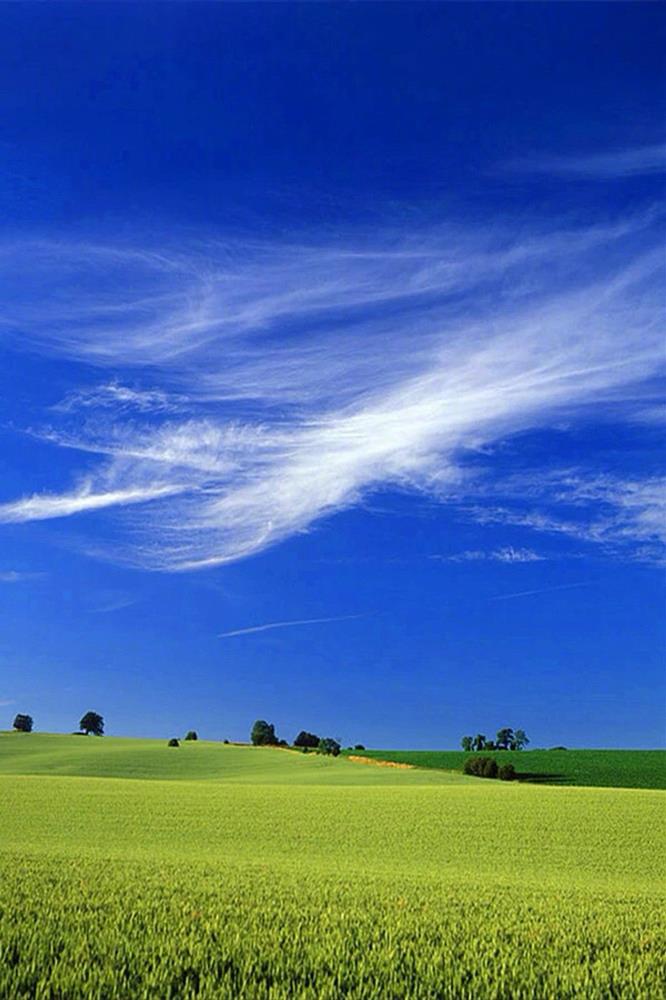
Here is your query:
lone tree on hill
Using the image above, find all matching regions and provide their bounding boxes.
[251,719,278,746]
[294,730,320,748]
[184,731,198,741]
[13,713,33,733]
[79,711,104,736]
[461,735,473,751]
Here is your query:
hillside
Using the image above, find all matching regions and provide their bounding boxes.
[347,748,666,790]
[0,732,466,785]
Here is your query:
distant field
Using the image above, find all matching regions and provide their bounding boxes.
[348,748,666,789]
[0,733,664,998]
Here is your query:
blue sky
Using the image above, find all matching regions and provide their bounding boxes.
[0,4,664,747]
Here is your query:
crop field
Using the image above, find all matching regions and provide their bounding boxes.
[1,734,664,999]
[349,748,666,789]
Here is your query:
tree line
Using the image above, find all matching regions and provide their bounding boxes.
[460,728,529,752]
[11,711,104,735]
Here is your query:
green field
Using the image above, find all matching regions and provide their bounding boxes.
[1,733,664,998]
[349,748,666,789]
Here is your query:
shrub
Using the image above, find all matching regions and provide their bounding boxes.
[168,738,179,748]
[481,757,498,779]
[184,731,198,741]
[549,746,567,751]
[223,739,230,744]
[354,744,366,751]
[464,756,498,779]
[499,763,517,781]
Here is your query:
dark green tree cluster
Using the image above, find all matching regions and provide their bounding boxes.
[12,713,33,733]
[294,730,320,748]
[79,711,104,736]
[464,757,516,781]
[317,737,341,757]
[461,728,529,752]
[184,731,198,741]
[251,720,279,745]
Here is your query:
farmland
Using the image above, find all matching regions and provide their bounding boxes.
[0,734,664,998]
[349,748,666,789]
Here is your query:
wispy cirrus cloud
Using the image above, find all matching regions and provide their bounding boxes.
[0,569,45,582]
[218,614,364,638]
[53,381,188,415]
[436,547,545,563]
[0,203,663,571]
[504,141,666,179]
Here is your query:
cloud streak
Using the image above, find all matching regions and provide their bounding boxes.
[218,614,365,638]
[0,204,663,570]
[505,142,666,179]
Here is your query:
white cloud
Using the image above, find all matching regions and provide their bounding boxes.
[0,570,44,582]
[439,547,545,563]
[53,381,188,414]
[505,142,666,179]
[0,206,663,571]
[218,614,364,638]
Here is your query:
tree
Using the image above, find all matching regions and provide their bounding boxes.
[13,713,33,733]
[511,729,530,751]
[472,733,487,752]
[461,735,473,752]
[79,711,104,736]
[294,730,320,748]
[318,737,341,757]
[251,719,278,746]
[168,738,179,747]
[496,728,514,751]
[184,731,198,741]
[498,763,516,781]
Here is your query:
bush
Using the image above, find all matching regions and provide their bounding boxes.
[223,739,230,744]
[71,731,86,736]
[498,763,516,781]
[549,746,567,751]
[481,757,498,779]
[167,738,179,747]
[463,756,498,779]
[184,731,198,741]
[354,744,365,751]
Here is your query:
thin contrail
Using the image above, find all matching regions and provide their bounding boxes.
[490,581,593,602]
[218,614,365,638]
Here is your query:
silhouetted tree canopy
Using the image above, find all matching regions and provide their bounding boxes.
[461,735,473,751]
[168,738,179,747]
[318,737,341,757]
[79,711,104,736]
[184,731,198,741]
[251,720,278,746]
[294,730,320,748]
[13,713,33,733]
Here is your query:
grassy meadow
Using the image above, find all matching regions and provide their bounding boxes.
[1,733,664,999]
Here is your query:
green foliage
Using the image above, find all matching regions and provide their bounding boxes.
[12,713,33,733]
[512,729,529,751]
[496,727,514,750]
[168,738,180,748]
[294,730,320,748]
[317,737,341,756]
[0,735,663,999]
[184,731,198,741]
[353,744,365,751]
[464,756,498,778]
[499,763,517,781]
[250,720,277,746]
[461,735,473,751]
[79,711,104,736]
